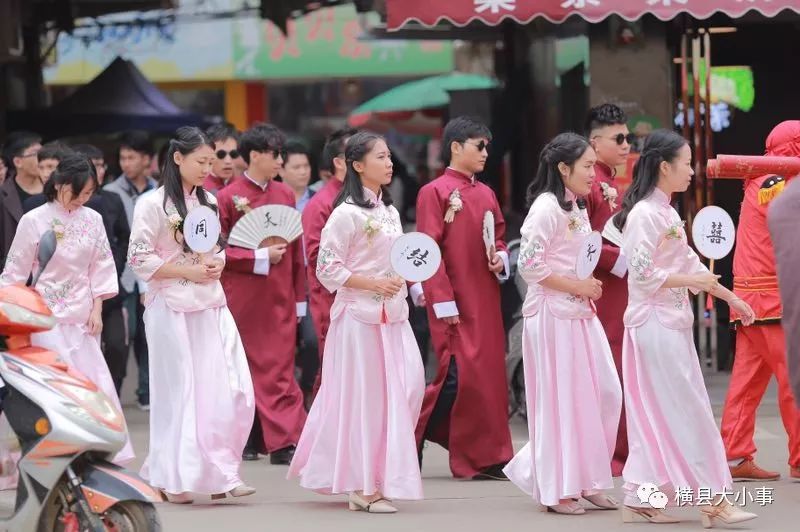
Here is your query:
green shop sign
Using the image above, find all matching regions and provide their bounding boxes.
[688,65,755,112]
[45,3,453,85]
[233,7,453,79]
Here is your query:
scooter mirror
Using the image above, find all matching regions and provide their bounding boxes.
[31,230,58,287]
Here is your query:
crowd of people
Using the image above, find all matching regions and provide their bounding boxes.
[0,104,799,527]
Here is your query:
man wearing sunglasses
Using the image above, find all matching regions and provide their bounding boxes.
[415,116,513,481]
[217,123,308,466]
[204,123,242,195]
[585,103,632,477]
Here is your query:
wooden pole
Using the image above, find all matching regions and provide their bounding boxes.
[704,30,714,207]
[692,34,704,213]
[681,33,690,140]
[680,31,692,222]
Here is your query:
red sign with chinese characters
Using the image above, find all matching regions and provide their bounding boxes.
[387,0,800,30]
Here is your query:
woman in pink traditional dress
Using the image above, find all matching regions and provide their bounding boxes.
[614,129,758,527]
[287,132,425,514]
[0,153,134,465]
[128,127,255,504]
[503,133,622,514]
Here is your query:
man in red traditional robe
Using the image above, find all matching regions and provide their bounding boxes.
[415,116,513,480]
[203,123,243,195]
[585,103,632,476]
[301,128,356,396]
[721,120,800,481]
[216,123,307,465]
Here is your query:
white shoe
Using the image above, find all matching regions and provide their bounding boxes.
[348,493,397,513]
[160,490,194,504]
[211,484,256,500]
[700,500,757,529]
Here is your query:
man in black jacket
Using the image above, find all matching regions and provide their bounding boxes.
[74,144,131,394]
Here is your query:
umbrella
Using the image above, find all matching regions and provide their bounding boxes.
[352,72,500,115]
[349,109,443,136]
[348,72,499,135]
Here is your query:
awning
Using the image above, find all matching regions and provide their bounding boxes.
[386,0,800,30]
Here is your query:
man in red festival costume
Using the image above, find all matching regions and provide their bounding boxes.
[721,120,800,481]
[301,128,356,396]
[585,103,632,476]
[216,123,307,465]
[204,123,243,195]
[415,116,513,480]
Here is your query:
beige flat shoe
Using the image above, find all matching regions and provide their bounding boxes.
[621,505,680,524]
[699,501,757,529]
[539,501,586,515]
[211,484,257,500]
[583,493,618,510]
[348,492,398,514]
[160,490,194,504]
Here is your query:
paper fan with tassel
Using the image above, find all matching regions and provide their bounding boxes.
[227,204,303,249]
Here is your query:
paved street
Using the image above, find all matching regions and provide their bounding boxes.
[2,371,798,530]
[118,373,798,532]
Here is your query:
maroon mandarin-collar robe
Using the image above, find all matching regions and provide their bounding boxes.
[585,160,629,476]
[216,175,307,452]
[415,167,513,478]
[301,178,344,392]
[203,173,231,196]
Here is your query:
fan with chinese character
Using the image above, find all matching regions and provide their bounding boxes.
[227,204,303,249]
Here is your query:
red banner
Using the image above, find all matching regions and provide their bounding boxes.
[387,0,800,30]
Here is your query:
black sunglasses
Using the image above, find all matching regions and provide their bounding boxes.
[602,133,637,146]
[464,140,490,152]
[216,149,240,159]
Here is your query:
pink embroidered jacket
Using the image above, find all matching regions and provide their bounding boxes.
[127,187,226,313]
[622,187,709,330]
[0,202,117,324]
[317,188,409,325]
[517,190,596,320]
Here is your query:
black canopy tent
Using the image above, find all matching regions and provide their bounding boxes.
[7,57,215,139]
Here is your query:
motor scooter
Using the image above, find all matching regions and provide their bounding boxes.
[0,230,161,531]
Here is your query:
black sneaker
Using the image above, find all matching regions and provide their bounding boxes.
[269,446,296,465]
[242,447,260,461]
[472,463,509,481]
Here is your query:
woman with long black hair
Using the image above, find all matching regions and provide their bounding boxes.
[128,126,255,504]
[288,132,425,513]
[615,129,757,527]
[503,133,621,514]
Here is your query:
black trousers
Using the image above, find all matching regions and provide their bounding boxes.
[427,355,459,432]
[101,302,129,395]
[296,308,319,392]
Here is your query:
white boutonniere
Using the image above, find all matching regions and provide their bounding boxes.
[600,182,619,210]
[167,213,185,243]
[51,218,66,240]
[233,195,252,214]
[167,213,183,232]
[665,220,686,241]
[364,215,381,241]
[444,189,463,224]
[568,215,582,233]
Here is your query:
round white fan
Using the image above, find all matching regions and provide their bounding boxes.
[227,204,303,249]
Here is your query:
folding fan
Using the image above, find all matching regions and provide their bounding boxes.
[227,204,303,249]
[482,210,495,259]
